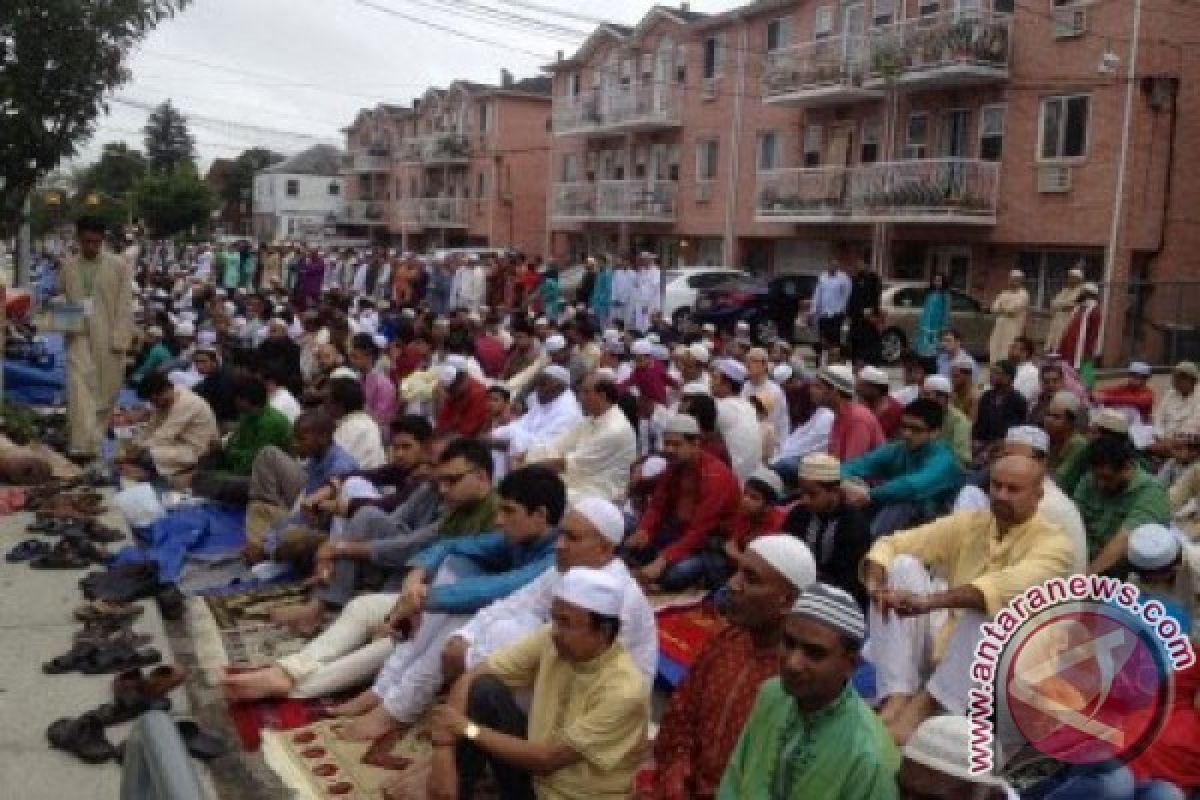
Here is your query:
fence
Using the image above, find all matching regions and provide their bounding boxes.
[1101,280,1200,365]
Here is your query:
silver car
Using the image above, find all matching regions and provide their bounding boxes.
[879,282,1049,364]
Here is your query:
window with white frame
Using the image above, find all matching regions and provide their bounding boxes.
[478,101,491,133]
[286,179,299,197]
[861,118,881,163]
[766,17,793,52]
[569,73,581,97]
[873,0,895,27]
[1039,94,1090,160]
[696,139,719,181]
[803,125,823,167]
[758,131,780,170]
[904,113,929,159]
[814,6,834,38]
[1016,250,1103,308]
[979,105,1005,161]
[703,35,723,79]
[328,182,340,196]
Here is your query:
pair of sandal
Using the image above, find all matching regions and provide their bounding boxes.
[28,536,110,570]
[43,639,161,675]
[47,715,226,764]
[92,665,189,726]
[74,599,143,624]
[6,538,50,562]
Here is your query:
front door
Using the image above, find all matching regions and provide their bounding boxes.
[940,109,970,157]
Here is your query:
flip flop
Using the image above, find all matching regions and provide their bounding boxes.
[175,720,227,761]
[6,538,50,562]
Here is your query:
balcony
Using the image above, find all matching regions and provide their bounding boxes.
[396,197,469,228]
[397,134,471,166]
[866,11,1012,90]
[756,158,998,225]
[553,84,682,136]
[344,148,392,173]
[553,180,678,223]
[341,200,388,226]
[762,36,882,107]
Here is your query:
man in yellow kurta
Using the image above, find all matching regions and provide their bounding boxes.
[988,269,1030,364]
[115,372,220,482]
[1044,266,1084,355]
[63,217,135,458]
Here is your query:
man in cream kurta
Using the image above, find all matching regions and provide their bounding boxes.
[63,218,135,456]
[123,379,220,479]
[989,270,1030,364]
[1044,266,1084,354]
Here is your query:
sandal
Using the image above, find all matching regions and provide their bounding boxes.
[176,720,227,761]
[83,522,125,544]
[47,713,118,763]
[74,599,144,623]
[6,538,51,562]
[79,644,161,675]
[44,641,99,674]
[29,541,91,570]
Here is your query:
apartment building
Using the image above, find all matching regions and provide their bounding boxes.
[546,0,1200,362]
[252,144,344,244]
[339,74,552,258]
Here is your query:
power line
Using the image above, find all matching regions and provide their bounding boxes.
[486,0,618,27]
[351,0,556,59]
[387,0,591,39]
[111,96,339,143]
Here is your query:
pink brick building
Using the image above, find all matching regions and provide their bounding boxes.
[545,1,1200,364]
[340,74,552,259]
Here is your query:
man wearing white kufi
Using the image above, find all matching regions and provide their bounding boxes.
[488,365,582,457]
[632,253,661,333]
[429,564,650,800]
[988,269,1030,364]
[709,357,764,483]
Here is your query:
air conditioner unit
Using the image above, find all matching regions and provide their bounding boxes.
[702,77,719,99]
[696,181,714,203]
[1037,164,1072,193]
[1053,7,1087,39]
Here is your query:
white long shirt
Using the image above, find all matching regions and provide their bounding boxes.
[334,410,387,468]
[810,269,852,318]
[1154,388,1200,439]
[611,268,636,306]
[716,395,763,484]
[493,389,583,457]
[743,377,790,454]
[636,267,662,313]
[527,405,637,503]
[456,557,659,681]
[776,407,835,462]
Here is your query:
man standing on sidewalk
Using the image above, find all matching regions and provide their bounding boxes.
[63,216,134,459]
[809,256,852,358]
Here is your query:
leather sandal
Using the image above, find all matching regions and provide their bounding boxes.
[74,600,144,623]
[30,540,91,570]
[44,641,98,674]
[6,538,51,562]
[47,713,118,763]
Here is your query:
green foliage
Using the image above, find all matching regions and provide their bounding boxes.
[0,0,191,231]
[218,147,284,208]
[133,164,214,237]
[143,99,196,172]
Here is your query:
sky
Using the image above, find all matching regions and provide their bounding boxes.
[81,0,743,169]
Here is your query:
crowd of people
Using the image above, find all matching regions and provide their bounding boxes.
[43,217,1200,799]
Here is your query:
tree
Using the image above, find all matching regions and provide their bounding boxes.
[208,147,283,234]
[80,142,148,200]
[133,165,213,237]
[0,1,191,232]
[142,100,195,172]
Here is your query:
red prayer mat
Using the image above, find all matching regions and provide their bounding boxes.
[227,693,335,752]
[656,604,724,669]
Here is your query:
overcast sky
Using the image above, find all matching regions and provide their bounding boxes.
[81,0,741,169]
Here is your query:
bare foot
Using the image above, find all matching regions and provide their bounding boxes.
[886,689,940,745]
[332,706,396,742]
[327,689,380,717]
[270,598,325,635]
[218,665,295,701]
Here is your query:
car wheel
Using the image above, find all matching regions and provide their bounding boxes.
[672,307,691,327]
[880,328,907,364]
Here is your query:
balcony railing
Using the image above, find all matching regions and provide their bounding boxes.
[757,158,998,224]
[397,134,471,165]
[341,200,388,225]
[866,10,1012,88]
[553,84,682,136]
[344,151,392,173]
[396,197,469,228]
[553,180,678,222]
[762,35,882,106]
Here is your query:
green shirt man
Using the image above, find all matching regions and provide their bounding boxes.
[220,406,293,476]
[1074,441,1170,574]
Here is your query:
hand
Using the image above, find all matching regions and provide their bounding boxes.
[723,539,742,564]
[441,636,469,682]
[841,483,871,509]
[626,529,651,550]
[430,704,468,745]
[873,589,928,620]
[638,557,667,584]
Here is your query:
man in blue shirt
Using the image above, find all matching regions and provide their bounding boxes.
[841,398,963,539]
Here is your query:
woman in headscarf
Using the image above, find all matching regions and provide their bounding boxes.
[915,271,950,358]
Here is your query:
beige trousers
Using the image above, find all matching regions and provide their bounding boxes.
[277,593,398,698]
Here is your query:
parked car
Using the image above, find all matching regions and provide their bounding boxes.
[662,266,748,323]
[877,283,1050,364]
[692,273,817,343]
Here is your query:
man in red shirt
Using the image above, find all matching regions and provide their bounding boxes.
[619,338,674,407]
[472,312,506,379]
[1094,360,1156,422]
[857,365,903,439]
[434,358,489,437]
[625,413,740,591]
[815,364,885,461]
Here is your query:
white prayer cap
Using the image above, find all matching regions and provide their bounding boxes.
[646,333,661,344]
[746,347,769,362]
[330,366,359,382]
[652,344,670,362]
[400,308,417,319]
[664,413,700,436]
[904,716,1008,788]
[1068,267,1085,279]
[571,497,625,545]
[1005,425,1049,454]
[372,334,388,351]
[799,453,842,483]
[746,535,816,591]
[735,320,750,332]
[467,311,482,323]
[950,353,975,372]
[542,364,571,385]
[223,301,236,315]
[146,325,163,338]
[687,343,710,364]
[534,316,549,327]
[1128,524,1183,571]
[1009,269,1025,280]
[1129,361,1153,377]
[196,330,218,347]
[554,567,622,616]
[701,323,716,333]
[857,366,890,387]
[1082,282,1100,295]
[544,334,567,354]
[1091,407,1130,435]
[923,375,952,395]
[445,354,469,372]
[746,466,785,501]
[595,367,617,382]
[681,382,710,397]
[790,583,866,644]
[268,316,288,330]
[818,364,855,396]
[433,317,450,328]
[437,364,459,387]
[773,364,793,384]
[214,288,227,297]
[631,339,654,357]
[714,358,747,384]
[641,455,667,479]
[175,321,195,337]
[152,288,169,299]
[602,328,620,341]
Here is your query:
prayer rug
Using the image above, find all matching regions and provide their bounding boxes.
[655,604,724,673]
[646,588,710,612]
[228,690,334,752]
[186,589,309,685]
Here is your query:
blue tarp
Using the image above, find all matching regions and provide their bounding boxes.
[5,333,66,406]
[112,503,246,584]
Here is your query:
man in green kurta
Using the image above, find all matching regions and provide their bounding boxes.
[718,583,899,800]
[63,217,135,457]
[191,374,292,503]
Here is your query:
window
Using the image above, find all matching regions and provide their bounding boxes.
[703,35,723,79]
[561,153,578,183]
[803,125,822,168]
[904,113,929,159]
[918,0,939,15]
[477,170,487,198]
[1039,95,1090,160]
[696,139,719,181]
[758,131,780,170]
[861,118,881,163]
[286,179,299,196]
[328,182,340,196]
[667,144,681,181]
[980,105,1005,161]
[1017,250,1103,307]
[815,6,834,37]
[478,101,491,133]
[766,17,792,52]
[569,73,581,96]
[873,0,895,27]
